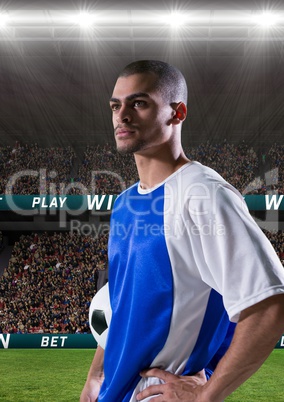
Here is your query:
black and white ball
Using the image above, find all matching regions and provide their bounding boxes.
[89,282,112,349]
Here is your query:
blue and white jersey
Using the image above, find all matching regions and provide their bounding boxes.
[98,161,284,402]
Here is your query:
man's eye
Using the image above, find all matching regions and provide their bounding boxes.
[133,101,146,107]
[110,104,120,111]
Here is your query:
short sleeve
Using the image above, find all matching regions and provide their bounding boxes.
[188,180,284,322]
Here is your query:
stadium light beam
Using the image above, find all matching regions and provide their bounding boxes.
[161,12,186,28]
[0,10,284,29]
[71,12,96,28]
[252,12,279,27]
[0,13,9,28]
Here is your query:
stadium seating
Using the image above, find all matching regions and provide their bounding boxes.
[1,141,283,195]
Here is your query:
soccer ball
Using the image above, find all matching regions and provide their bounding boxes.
[89,282,112,349]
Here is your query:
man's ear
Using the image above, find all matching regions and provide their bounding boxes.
[171,102,187,125]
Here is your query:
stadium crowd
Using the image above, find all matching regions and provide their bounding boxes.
[1,141,283,195]
[267,143,284,195]
[73,144,137,194]
[0,232,107,334]
[262,230,284,266]
[0,140,283,335]
[0,226,283,335]
[0,143,75,195]
[184,140,259,194]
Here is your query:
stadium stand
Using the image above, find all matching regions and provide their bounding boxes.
[0,232,107,334]
[0,227,283,334]
[262,230,284,266]
[267,143,284,195]
[0,143,75,195]
[1,141,283,195]
[184,140,259,194]
[0,141,283,334]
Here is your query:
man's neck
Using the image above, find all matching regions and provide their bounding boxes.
[134,147,189,190]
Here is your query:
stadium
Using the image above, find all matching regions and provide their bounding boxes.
[0,0,284,401]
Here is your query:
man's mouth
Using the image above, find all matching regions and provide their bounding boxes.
[115,128,135,138]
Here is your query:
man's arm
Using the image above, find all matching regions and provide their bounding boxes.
[80,346,104,402]
[137,294,284,402]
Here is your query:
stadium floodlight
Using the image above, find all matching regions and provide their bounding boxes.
[0,9,284,31]
[0,13,9,28]
[252,12,279,27]
[70,12,96,28]
[161,12,187,28]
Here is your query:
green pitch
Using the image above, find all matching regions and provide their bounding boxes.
[0,349,283,401]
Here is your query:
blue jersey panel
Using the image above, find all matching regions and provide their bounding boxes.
[99,184,174,401]
[206,320,236,375]
[182,289,234,375]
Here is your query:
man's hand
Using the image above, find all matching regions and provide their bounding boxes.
[136,368,207,402]
[80,377,103,402]
[80,346,104,402]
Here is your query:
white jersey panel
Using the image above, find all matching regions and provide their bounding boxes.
[164,162,284,322]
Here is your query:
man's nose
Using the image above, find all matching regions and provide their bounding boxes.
[116,105,132,123]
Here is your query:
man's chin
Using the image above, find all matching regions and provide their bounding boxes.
[116,141,145,155]
[116,146,134,155]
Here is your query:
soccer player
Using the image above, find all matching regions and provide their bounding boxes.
[80,60,284,402]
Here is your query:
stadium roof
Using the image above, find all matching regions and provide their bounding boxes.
[0,0,283,150]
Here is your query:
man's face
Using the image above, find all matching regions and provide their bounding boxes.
[110,73,174,155]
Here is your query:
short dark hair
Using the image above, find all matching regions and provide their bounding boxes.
[119,60,188,105]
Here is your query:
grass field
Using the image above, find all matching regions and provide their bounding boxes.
[0,349,283,401]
